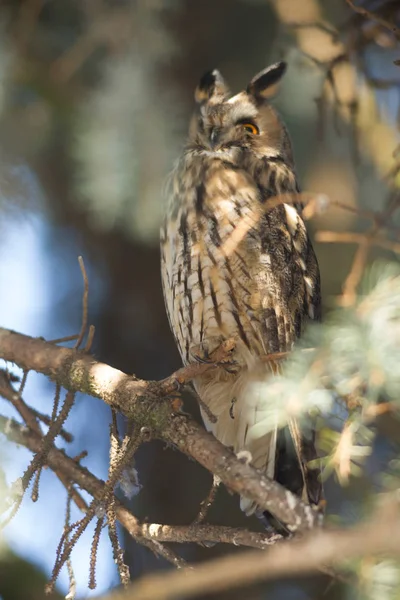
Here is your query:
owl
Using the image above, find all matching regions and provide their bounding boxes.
[160,61,322,520]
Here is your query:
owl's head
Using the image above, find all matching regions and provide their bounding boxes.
[188,61,293,165]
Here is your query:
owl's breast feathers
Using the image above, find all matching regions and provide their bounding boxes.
[160,151,321,367]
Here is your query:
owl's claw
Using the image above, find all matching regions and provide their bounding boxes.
[190,352,211,365]
[170,376,185,393]
[219,360,239,374]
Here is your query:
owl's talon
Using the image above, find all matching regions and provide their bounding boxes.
[191,353,210,365]
[192,355,238,374]
[222,366,238,374]
[217,358,239,375]
[171,408,191,418]
[171,377,185,392]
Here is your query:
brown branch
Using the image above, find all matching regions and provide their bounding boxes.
[138,523,282,549]
[0,327,320,532]
[345,0,400,41]
[0,415,186,570]
[105,498,400,600]
[192,475,221,525]
[47,334,80,344]
[75,256,89,349]
[313,192,400,306]
[316,225,400,307]
[0,371,86,512]
[29,406,73,442]
[316,230,400,254]
[0,415,281,555]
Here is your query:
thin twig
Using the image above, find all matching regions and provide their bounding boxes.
[65,486,77,600]
[107,500,131,588]
[75,256,89,349]
[84,325,96,352]
[21,390,76,495]
[89,516,104,590]
[18,370,29,396]
[0,371,84,510]
[345,0,400,41]
[31,466,42,502]
[316,230,400,254]
[336,194,400,305]
[47,334,79,345]
[29,407,73,442]
[193,475,221,525]
[0,416,191,568]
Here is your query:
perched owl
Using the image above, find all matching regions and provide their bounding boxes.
[160,62,322,520]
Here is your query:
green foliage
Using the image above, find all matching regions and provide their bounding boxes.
[255,262,400,485]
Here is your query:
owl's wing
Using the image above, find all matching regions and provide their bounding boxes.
[304,234,322,324]
[255,201,321,354]
[258,201,323,508]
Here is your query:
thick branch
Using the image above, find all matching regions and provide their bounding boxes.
[0,328,319,531]
[137,523,281,548]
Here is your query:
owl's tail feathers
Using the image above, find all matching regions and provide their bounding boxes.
[236,388,323,525]
[233,374,280,516]
[286,416,323,505]
[196,366,322,524]
[197,366,280,516]
[261,422,323,534]
[239,426,278,515]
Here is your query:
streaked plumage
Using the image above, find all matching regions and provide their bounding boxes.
[160,62,322,518]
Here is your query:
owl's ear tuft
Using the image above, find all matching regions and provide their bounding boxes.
[247,61,287,101]
[195,69,228,103]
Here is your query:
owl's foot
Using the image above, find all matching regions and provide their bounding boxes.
[258,510,292,538]
[190,337,239,374]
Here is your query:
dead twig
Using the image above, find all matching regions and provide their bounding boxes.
[345,0,400,41]
[337,195,400,305]
[193,475,221,525]
[0,416,274,561]
[0,370,85,512]
[75,256,89,350]
[316,230,400,254]
[47,334,80,344]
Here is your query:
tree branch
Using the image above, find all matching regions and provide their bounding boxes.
[0,415,281,554]
[104,498,400,600]
[0,327,320,532]
[345,0,400,41]
[0,370,86,512]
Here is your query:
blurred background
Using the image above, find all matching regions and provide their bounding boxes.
[0,0,399,598]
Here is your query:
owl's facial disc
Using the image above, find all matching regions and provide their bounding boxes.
[206,121,259,150]
[191,62,289,158]
[197,98,261,153]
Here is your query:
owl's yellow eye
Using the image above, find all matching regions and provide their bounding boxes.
[242,123,259,135]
